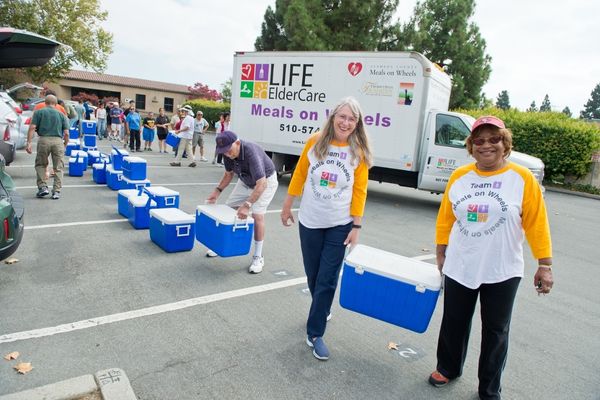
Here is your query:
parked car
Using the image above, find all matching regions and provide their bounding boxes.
[0,26,62,261]
[0,97,18,165]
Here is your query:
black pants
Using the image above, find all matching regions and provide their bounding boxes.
[436,276,521,400]
[129,129,140,151]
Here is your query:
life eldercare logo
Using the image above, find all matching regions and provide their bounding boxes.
[467,204,489,222]
[320,171,338,188]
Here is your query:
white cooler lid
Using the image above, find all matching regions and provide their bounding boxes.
[118,188,142,197]
[129,194,156,207]
[123,156,146,164]
[145,186,178,196]
[344,244,441,290]
[106,165,117,173]
[150,208,194,224]
[197,204,254,225]
[122,176,150,184]
[67,139,79,145]
[111,148,129,156]
[92,163,107,169]
[88,150,100,157]
[72,150,87,157]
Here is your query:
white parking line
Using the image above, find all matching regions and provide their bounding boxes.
[16,182,220,190]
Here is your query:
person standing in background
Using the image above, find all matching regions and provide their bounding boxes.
[95,102,107,140]
[108,102,122,142]
[142,111,156,151]
[125,106,142,152]
[193,110,209,161]
[212,112,229,165]
[169,105,195,167]
[155,107,169,153]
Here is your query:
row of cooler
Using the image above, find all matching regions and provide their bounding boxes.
[65,142,443,334]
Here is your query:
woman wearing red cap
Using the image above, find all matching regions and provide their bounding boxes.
[429,115,554,399]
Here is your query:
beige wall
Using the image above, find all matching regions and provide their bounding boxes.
[45,79,189,116]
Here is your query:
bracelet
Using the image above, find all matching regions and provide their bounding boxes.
[215,187,223,193]
[352,224,362,229]
[538,265,552,271]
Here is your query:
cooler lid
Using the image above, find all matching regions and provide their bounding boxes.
[123,156,146,164]
[344,244,441,290]
[92,163,107,169]
[72,150,87,157]
[88,150,100,157]
[118,188,141,196]
[111,148,129,156]
[106,165,116,173]
[150,208,194,224]
[129,194,156,207]
[196,204,254,225]
[122,176,150,184]
[145,186,179,196]
[67,139,79,145]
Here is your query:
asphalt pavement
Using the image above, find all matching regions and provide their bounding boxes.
[0,134,598,400]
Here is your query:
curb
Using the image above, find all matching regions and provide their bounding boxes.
[0,367,136,400]
[545,186,600,200]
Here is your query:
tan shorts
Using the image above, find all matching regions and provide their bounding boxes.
[226,173,278,215]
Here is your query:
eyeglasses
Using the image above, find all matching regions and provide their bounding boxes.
[335,113,357,124]
[472,136,503,146]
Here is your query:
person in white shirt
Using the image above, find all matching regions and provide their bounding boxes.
[193,110,210,161]
[170,105,196,167]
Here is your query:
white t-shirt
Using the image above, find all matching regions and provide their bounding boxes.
[178,115,195,139]
[194,118,209,133]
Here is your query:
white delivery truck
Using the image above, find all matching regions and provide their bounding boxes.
[230,51,544,193]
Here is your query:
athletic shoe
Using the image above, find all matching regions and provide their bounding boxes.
[428,371,450,387]
[306,336,329,361]
[170,162,181,167]
[200,157,208,162]
[206,250,218,257]
[51,191,60,200]
[188,162,197,167]
[249,256,264,274]
[36,186,50,198]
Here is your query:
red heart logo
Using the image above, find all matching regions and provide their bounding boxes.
[348,62,362,76]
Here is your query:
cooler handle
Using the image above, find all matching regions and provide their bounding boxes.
[232,218,250,231]
[415,284,426,293]
[144,197,154,209]
[117,173,123,181]
[176,225,191,237]
[164,196,176,206]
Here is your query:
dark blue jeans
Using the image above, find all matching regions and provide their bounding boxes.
[436,276,521,400]
[299,221,352,338]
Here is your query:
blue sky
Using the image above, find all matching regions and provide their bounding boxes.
[99,0,600,115]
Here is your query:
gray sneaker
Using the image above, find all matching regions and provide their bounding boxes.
[51,191,60,200]
[36,187,50,198]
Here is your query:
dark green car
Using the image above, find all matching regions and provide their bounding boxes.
[0,27,61,260]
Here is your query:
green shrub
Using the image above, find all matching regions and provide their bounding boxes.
[457,108,600,179]
[183,99,231,131]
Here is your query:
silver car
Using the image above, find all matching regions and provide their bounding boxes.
[0,98,17,166]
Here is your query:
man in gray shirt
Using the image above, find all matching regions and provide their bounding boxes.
[206,131,279,274]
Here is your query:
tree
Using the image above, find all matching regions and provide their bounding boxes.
[255,0,400,51]
[495,90,510,110]
[580,83,600,119]
[526,101,538,112]
[539,94,552,112]
[561,106,572,118]
[479,93,494,109]
[394,0,491,109]
[188,82,222,101]
[220,78,232,104]
[0,0,113,86]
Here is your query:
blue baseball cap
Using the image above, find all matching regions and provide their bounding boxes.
[215,131,238,154]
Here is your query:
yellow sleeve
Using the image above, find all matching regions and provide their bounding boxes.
[520,170,553,259]
[350,159,369,217]
[435,166,471,245]
[287,134,318,196]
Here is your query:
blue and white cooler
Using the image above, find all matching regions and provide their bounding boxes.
[65,140,80,156]
[195,204,254,257]
[87,150,101,166]
[82,146,97,153]
[117,188,145,217]
[83,134,97,148]
[128,194,157,229]
[111,147,129,171]
[68,152,87,177]
[92,163,108,184]
[166,131,180,149]
[106,165,125,190]
[69,127,80,139]
[81,120,97,135]
[339,245,442,334]
[122,156,147,180]
[122,176,151,190]
[149,208,195,252]
[144,186,179,208]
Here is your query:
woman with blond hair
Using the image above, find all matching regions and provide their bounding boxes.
[281,97,372,361]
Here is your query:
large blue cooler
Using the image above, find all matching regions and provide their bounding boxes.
[122,176,151,190]
[71,150,88,167]
[339,245,442,334]
[87,150,101,166]
[144,186,179,208]
[117,188,144,217]
[166,131,180,149]
[65,140,80,156]
[81,120,97,135]
[149,208,195,252]
[106,165,125,190]
[128,195,157,229]
[111,148,129,171]
[92,163,107,184]
[83,134,97,147]
[195,205,254,257]
[122,156,147,180]
[69,127,80,139]
[68,153,86,177]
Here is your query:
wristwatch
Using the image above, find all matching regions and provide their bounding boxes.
[244,201,253,208]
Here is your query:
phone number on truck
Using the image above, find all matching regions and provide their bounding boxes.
[279,124,320,134]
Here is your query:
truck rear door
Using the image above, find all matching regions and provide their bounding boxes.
[417,112,473,193]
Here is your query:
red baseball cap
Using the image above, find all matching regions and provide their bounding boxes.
[471,115,505,132]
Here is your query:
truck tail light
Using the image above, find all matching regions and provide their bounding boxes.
[3,125,10,141]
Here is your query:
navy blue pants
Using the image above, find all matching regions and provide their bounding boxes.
[436,276,521,400]
[299,222,352,338]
